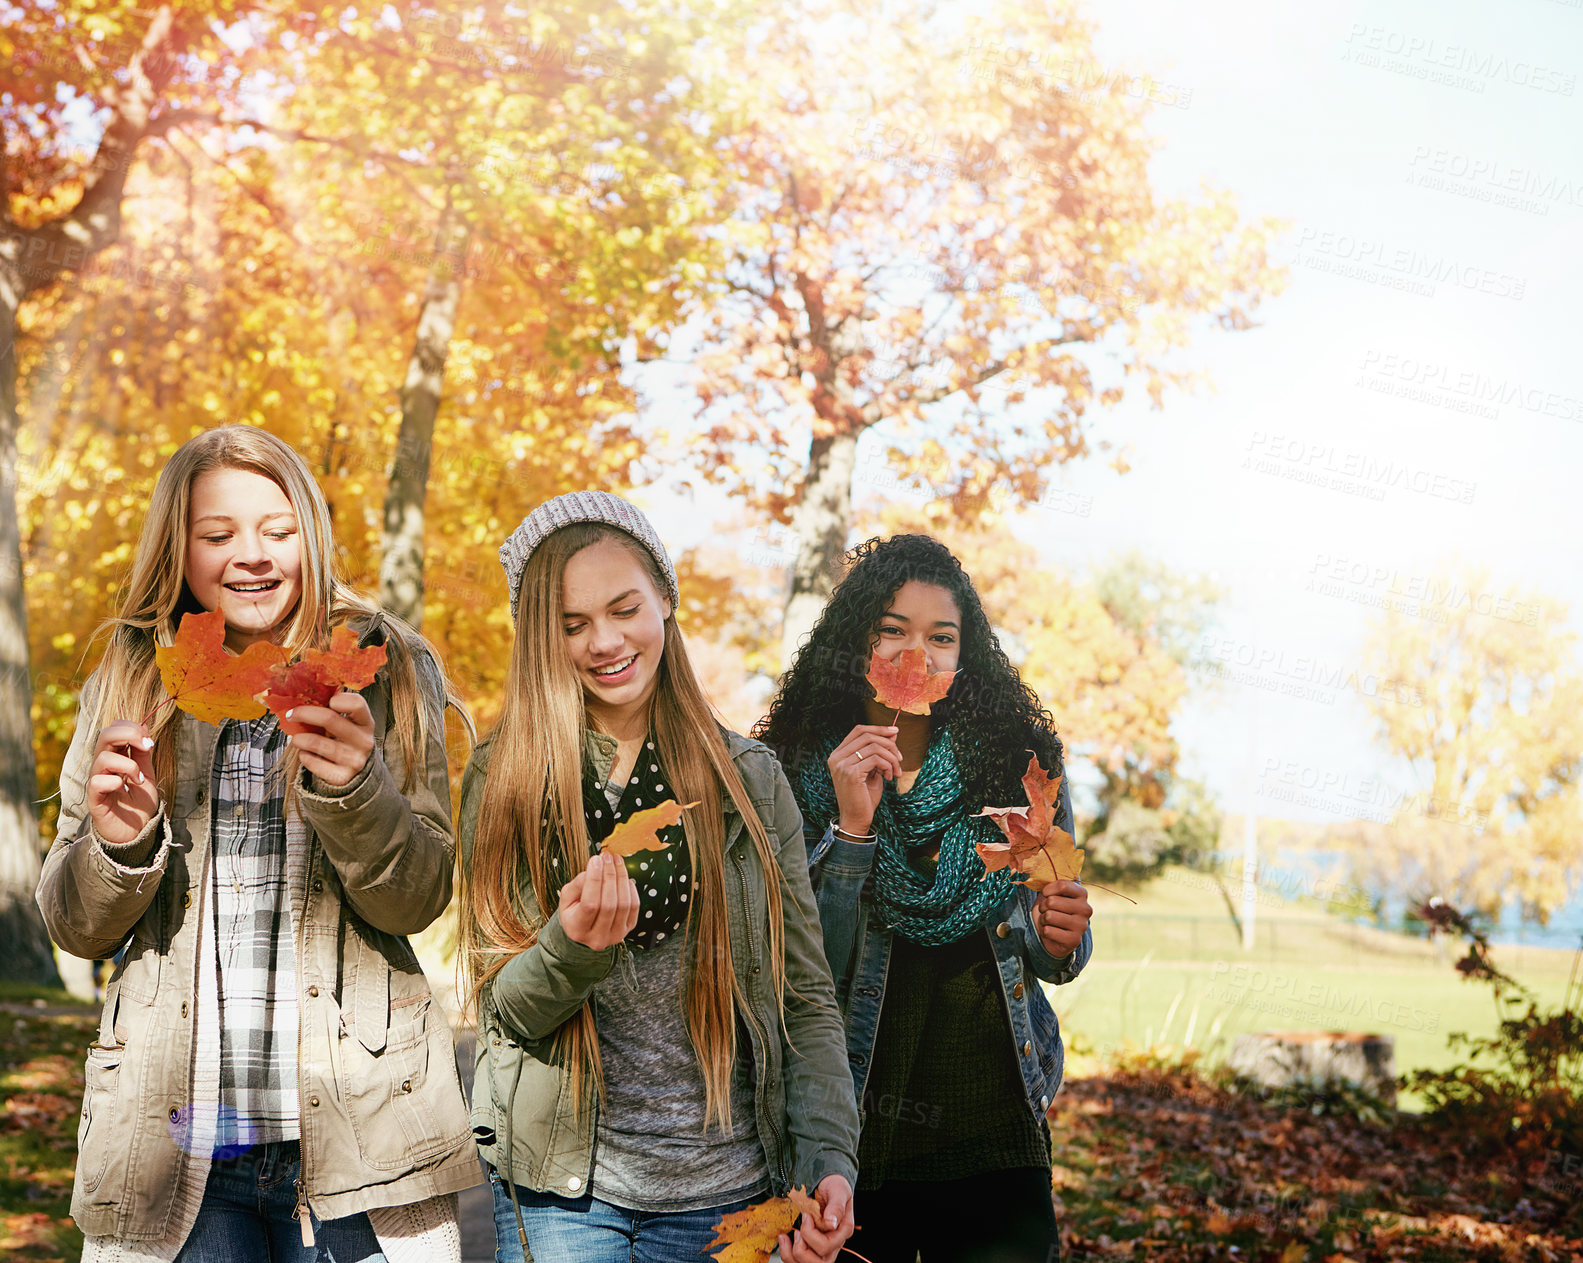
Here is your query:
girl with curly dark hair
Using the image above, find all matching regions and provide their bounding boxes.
[757,533,1093,1263]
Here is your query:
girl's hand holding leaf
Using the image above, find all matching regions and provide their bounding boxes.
[88,721,161,846]
[559,850,640,950]
[284,692,376,788]
[826,723,901,839]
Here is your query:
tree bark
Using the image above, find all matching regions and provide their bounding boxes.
[378,204,468,628]
[0,303,62,986]
[780,427,860,667]
[0,7,179,988]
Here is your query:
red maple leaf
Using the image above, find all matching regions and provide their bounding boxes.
[973,753,1084,890]
[256,625,387,734]
[866,646,958,715]
[153,610,291,726]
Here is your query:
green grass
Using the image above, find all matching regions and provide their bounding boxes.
[1051,866,1580,1106]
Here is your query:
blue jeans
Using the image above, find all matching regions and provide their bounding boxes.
[487,1165,756,1263]
[174,1139,386,1262]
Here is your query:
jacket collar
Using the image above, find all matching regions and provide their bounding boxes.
[582,726,758,818]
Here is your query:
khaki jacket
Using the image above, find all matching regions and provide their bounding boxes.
[462,729,860,1202]
[37,623,482,1241]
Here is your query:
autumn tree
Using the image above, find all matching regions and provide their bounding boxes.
[233,0,740,626]
[1350,568,1583,923]
[671,0,1284,662]
[1,1,265,984]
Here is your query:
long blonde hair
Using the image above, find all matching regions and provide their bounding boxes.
[88,425,470,797]
[461,522,787,1131]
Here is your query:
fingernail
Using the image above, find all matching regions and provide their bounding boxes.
[140,737,154,749]
[137,771,145,784]
[284,709,294,720]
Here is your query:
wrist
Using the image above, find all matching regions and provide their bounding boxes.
[833,818,876,843]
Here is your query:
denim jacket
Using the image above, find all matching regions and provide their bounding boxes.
[805,781,1091,1122]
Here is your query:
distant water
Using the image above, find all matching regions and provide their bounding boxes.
[1258,849,1583,954]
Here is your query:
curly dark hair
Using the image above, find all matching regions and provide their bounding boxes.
[756,534,1064,812]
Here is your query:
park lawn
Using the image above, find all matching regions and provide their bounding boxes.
[0,1001,94,1263]
[1050,960,1574,1105]
[1049,1059,1582,1260]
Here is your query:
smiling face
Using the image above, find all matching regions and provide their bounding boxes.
[560,536,673,729]
[184,468,304,652]
[868,580,963,676]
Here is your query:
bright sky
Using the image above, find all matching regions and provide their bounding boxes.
[632,1,1583,930]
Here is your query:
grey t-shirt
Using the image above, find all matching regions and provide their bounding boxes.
[590,780,769,1212]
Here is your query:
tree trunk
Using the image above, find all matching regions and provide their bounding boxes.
[378,208,468,628]
[780,428,859,668]
[0,299,63,987]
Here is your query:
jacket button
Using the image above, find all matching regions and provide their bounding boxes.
[567,1176,582,1192]
[169,1107,180,1123]
[180,1001,189,1017]
[309,1096,320,1108]
[400,1079,412,1094]
[1040,1095,1050,1110]
[851,1053,867,1066]
[195,789,206,806]
[996,921,1011,938]
[307,986,319,998]
[1022,1041,1033,1056]
[1012,982,1024,1000]
[311,879,324,893]
[182,891,192,908]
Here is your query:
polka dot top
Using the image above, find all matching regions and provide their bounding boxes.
[582,738,693,951]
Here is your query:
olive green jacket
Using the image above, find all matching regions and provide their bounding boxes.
[36,625,482,1242]
[462,729,860,1202]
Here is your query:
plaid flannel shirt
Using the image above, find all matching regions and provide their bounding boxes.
[209,714,299,1153]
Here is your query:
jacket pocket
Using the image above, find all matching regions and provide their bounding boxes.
[341,995,462,1171]
[77,1044,124,1195]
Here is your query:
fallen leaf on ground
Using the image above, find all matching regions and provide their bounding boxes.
[155,610,290,725]
[866,646,957,715]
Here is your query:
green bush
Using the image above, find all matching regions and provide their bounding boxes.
[1404,900,1583,1154]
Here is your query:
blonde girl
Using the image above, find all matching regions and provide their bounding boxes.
[37,425,481,1262]
[459,492,859,1263]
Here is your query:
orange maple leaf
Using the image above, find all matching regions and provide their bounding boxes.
[256,625,388,734]
[599,800,701,857]
[154,610,291,726]
[973,753,1084,890]
[705,1186,823,1263]
[866,646,957,715]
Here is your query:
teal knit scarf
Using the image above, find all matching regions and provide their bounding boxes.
[798,730,1013,946]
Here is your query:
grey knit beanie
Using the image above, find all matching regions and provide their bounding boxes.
[498,491,680,621]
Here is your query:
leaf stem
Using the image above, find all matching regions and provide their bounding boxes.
[840,1248,878,1263]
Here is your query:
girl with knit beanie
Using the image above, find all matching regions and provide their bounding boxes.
[757,533,1094,1263]
[458,492,859,1263]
